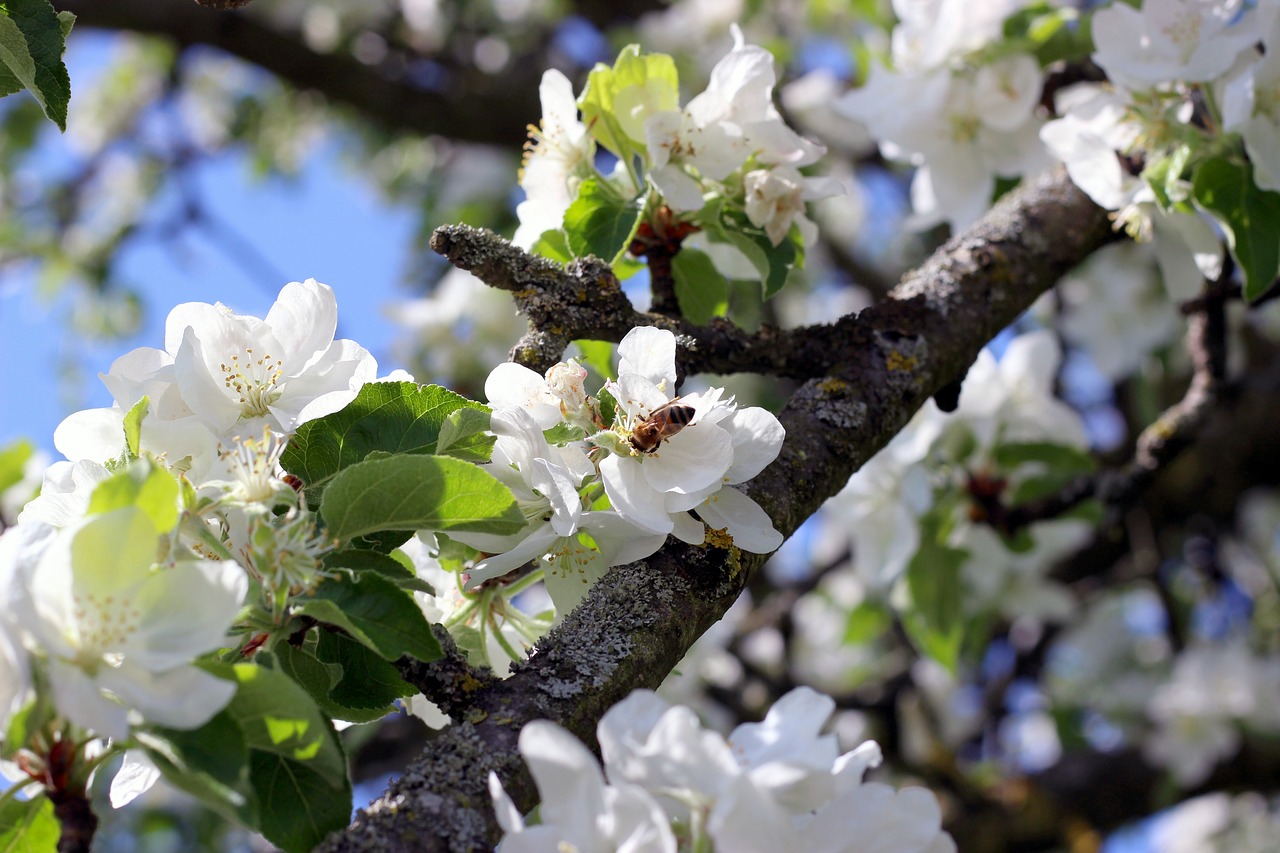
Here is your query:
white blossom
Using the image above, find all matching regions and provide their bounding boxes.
[513,69,595,248]
[1091,0,1266,91]
[1,510,247,739]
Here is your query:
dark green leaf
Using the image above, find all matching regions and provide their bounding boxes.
[671,248,729,324]
[562,176,644,267]
[993,442,1096,475]
[0,0,72,130]
[268,643,390,725]
[315,631,416,710]
[295,571,441,662]
[320,454,524,542]
[842,600,892,646]
[1193,156,1280,301]
[901,517,967,673]
[322,548,434,594]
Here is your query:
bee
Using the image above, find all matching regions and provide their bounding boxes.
[629,397,696,454]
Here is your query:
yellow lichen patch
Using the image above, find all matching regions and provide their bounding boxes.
[885,350,918,372]
[513,287,537,299]
[704,526,735,549]
[817,377,848,394]
[459,673,485,694]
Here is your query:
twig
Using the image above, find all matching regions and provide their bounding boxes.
[997,266,1232,533]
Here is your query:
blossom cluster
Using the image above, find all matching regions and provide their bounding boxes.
[0,280,381,811]
[517,26,840,280]
[490,686,955,853]
[458,326,785,615]
[837,0,1050,232]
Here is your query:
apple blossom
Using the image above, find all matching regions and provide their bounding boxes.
[1145,644,1280,786]
[513,70,596,249]
[1091,0,1267,91]
[490,721,677,853]
[597,328,782,548]
[53,279,377,476]
[643,24,826,209]
[2,508,247,739]
[489,686,960,853]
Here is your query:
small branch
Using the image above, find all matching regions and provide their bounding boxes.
[628,209,699,317]
[192,0,253,8]
[48,790,97,853]
[396,625,501,723]
[998,268,1232,533]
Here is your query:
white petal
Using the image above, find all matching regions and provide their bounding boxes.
[640,423,733,495]
[617,328,677,393]
[100,661,237,732]
[488,770,525,834]
[263,279,339,366]
[721,407,784,484]
[109,751,162,809]
[601,456,673,535]
[695,487,783,553]
[519,721,608,837]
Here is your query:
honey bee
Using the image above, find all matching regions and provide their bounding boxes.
[629,397,696,454]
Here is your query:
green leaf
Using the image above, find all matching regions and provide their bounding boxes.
[703,209,800,298]
[281,382,492,506]
[315,630,417,710]
[901,517,967,673]
[992,442,1096,475]
[0,439,34,494]
[671,248,729,324]
[0,0,71,130]
[136,711,253,828]
[573,339,615,381]
[435,407,494,461]
[578,44,678,156]
[531,228,574,264]
[0,794,58,851]
[122,395,150,459]
[295,571,441,662]
[1193,156,1280,301]
[268,643,391,725]
[562,176,644,267]
[842,600,892,646]
[86,459,179,533]
[323,548,434,594]
[320,454,524,542]
[250,746,352,853]
[219,662,352,853]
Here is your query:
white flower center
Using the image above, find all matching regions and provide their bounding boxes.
[72,591,142,667]
[221,429,287,504]
[221,347,285,418]
[1160,11,1202,63]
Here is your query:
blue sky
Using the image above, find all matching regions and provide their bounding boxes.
[0,34,422,453]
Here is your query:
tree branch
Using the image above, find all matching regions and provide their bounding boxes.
[52,0,541,147]
[319,168,1113,851]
